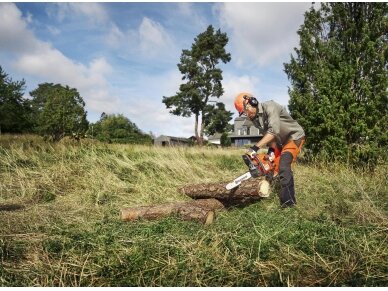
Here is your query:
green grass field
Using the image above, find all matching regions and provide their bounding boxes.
[0,134,387,286]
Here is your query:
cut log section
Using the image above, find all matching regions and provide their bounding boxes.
[120,198,225,225]
[180,178,270,207]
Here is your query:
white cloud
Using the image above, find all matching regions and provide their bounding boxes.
[105,16,175,59]
[0,3,39,53]
[25,11,33,24]
[126,99,195,137]
[46,3,178,61]
[47,25,61,36]
[176,3,207,29]
[14,50,116,113]
[105,23,125,49]
[46,3,109,25]
[0,3,120,116]
[138,17,172,56]
[176,3,193,17]
[89,58,112,76]
[110,69,196,137]
[216,2,311,67]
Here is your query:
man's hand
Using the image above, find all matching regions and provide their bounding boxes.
[246,145,260,158]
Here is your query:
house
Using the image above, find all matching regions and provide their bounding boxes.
[206,117,263,147]
[229,116,264,147]
[207,132,222,145]
[153,135,193,147]
[157,115,263,147]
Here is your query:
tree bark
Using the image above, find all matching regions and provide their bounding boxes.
[194,113,201,146]
[200,109,205,147]
[120,179,270,224]
[120,198,225,225]
[179,178,270,207]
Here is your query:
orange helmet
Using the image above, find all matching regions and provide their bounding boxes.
[234,92,253,116]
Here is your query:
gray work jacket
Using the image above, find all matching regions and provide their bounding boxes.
[251,100,305,146]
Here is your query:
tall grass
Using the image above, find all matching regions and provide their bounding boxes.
[0,134,387,286]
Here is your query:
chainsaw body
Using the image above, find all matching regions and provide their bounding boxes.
[225,152,279,190]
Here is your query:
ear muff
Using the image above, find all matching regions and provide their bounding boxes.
[243,95,258,107]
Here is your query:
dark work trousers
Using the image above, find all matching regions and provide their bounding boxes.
[277,138,304,207]
[278,152,296,207]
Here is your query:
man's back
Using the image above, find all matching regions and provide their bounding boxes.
[253,100,305,145]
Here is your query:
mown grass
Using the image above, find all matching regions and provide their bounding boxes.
[0,134,387,286]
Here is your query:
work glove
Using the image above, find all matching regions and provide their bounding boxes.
[246,145,260,158]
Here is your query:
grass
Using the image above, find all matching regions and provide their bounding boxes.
[0,134,387,286]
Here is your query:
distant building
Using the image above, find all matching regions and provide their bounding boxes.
[207,132,222,145]
[153,135,192,147]
[207,117,264,147]
[229,116,263,147]
[157,116,263,147]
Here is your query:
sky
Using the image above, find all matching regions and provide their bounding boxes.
[0,2,314,138]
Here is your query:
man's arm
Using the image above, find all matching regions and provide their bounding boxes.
[255,133,276,149]
[246,132,276,156]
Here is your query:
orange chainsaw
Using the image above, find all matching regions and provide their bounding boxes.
[226,152,279,190]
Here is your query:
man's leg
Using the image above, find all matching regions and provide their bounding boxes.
[277,138,305,207]
[278,152,296,207]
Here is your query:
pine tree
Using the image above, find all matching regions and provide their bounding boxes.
[284,3,387,166]
[203,102,233,136]
[163,25,231,145]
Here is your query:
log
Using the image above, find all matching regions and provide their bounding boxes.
[0,203,24,212]
[120,198,225,225]
[179,178,270,207]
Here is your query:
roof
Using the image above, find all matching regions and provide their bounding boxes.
[242,119,254,127]
[207,132,223,140]
[154,135,190,142]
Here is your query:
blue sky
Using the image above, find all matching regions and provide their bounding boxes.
[0,2,313,138]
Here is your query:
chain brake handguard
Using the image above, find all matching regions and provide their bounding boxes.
[242,155,261,178]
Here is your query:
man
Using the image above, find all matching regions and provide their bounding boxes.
[234,92,305,208]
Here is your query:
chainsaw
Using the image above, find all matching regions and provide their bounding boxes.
[225,152,277,190]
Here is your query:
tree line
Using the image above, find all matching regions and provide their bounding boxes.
[0,68,152,144]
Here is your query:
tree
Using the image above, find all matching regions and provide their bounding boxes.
[220,132,232,147]
[284,3,387,166]
[203,102,233,136]
[29,83,89,141]
[163,25,231,146]
[90,113,152,144]
[0,66,31,133]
